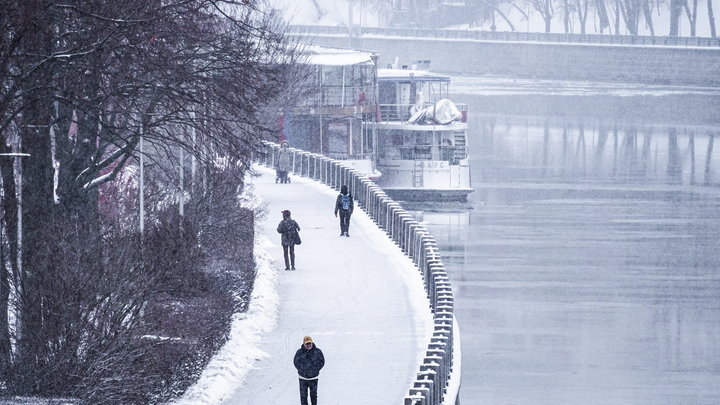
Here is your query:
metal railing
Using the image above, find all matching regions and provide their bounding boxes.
[379,103,467,124]
[256,141,459,405]
[298,84,377,108]
[290,24,720,48]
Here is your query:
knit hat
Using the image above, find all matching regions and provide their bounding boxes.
[282,210,291,217]
[303,336,312,345]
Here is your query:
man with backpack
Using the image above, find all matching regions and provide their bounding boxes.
[334,185,353,237]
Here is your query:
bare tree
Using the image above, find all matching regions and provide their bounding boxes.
[669,0,684,35]
[527,0,555,32]
[642,0,656,36]
[0,0,309,399]
[576,0,589,33]
[468,0,519,31]
[618,0,642,35]
[596,0,612,33]
[562,0,574,32]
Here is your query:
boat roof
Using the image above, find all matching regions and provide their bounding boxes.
[378,68,450,83]
[305,46,376,66]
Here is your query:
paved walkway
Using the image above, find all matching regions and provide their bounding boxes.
[221,166,433,405]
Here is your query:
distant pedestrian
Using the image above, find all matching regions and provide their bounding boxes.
[277,210,300,270]
[294,336,325,405]
[276,140,292,183]
[334,185,353,237]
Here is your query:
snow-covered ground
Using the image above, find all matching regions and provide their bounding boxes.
[173,165,436,405]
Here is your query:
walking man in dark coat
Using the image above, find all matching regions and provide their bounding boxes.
[294,336,325,405]
[277,209,300,270]
[334,185,353,237]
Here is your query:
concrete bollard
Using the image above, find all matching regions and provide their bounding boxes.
[413,379,433,405]
[403,217,417,254]
[398,214,413,251]
[425,351,447,392]
[373,193,387,224]
[391,204,403,239]
[404,394,426,405]
[379,198,392,230]
[420,362,441,405]
[406,223,420,260]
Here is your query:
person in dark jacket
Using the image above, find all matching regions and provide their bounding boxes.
[334,185,354,237]
[277,210,300,270]
[294,336,325,405]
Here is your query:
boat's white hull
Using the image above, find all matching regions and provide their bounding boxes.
[380,187,473,202]
[376,157,472,202]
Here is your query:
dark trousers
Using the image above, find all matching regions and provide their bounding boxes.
[283,245,295,269]
[299,378,318,405]
[339,210,351,235]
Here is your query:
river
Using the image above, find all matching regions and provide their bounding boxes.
[404,76,720,405]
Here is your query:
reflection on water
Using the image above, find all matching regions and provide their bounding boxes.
[473,115,720,186]
[408,79,720,405]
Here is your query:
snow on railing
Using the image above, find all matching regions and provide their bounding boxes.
[256,141,460,405]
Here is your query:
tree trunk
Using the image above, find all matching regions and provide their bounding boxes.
[0,144,18,384]
[577,0,588,34]
[689,0,698,36]
[708,0,717,37]
[596,0,611,33]
[19,84,55,393]
[13,0,56,392]
[669,0,683,35]
[642,0,655,36]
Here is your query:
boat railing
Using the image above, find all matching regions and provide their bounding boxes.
[328,152,376,161]
[378,103,467,124]
[385,145,467,163]
[298,84,377,108]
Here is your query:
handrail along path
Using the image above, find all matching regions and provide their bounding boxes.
[256,141,461,405]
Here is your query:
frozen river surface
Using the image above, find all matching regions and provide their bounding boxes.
[411,77,720,405]
[419,188,720,405]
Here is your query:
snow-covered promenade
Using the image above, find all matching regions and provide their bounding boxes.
[175,163,460,405]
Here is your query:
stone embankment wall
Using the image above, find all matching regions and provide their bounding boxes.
[292,26,720,87]
[257,142,460,405]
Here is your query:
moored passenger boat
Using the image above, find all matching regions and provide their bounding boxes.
[368,66,473,202]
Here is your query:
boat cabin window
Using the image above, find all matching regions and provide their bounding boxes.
[379,128,467,163]
[378,80,448,107]
[320,65,375,106]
